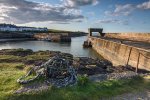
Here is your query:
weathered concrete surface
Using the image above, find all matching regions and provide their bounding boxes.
[34,33,71,42]
[89,37,150,71]
[88,28,104,37]
[100,37,150,50]
[104,33,150,43]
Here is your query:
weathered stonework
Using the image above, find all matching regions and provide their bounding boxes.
[104,33,150,43]
[88,36,150,71]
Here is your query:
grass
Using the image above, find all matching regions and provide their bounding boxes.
[0,63,25,100]
[0,49,150,100]
[0,62,150,100]
[0,55,22,62]
[0,52,50,64]
[6,76,150,100]
[25,54,50,61]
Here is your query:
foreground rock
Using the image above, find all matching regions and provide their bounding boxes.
[73,57,144,75]
[17,55,77,88]
[15,56,141,94]
[0,49,148,94]
[73,57,112,75]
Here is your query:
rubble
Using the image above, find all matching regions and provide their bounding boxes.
[16,54,149,93]
[73,57,149,75]
[73,57,113,75]
[17,54,77,88]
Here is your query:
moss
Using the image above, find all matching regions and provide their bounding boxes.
[5,76,149,100]
[0,49,150,100]
[0,63,25,100]
[77,75,89,86]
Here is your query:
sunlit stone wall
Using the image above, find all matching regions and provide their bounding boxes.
[104,33,150,43]
[89,37,150,71]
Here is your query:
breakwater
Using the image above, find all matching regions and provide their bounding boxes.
[33,32,87,42]
[105,33,150,43]
[88,33,150,71]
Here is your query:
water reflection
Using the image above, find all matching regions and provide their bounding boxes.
[0,36,101,58]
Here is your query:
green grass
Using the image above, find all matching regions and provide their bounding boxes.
[0,63,25,100]
[0,53,50,64]
[0,62,150,100]
[6,76,150,100]
[0,55,22,62]
[0,49,150,100]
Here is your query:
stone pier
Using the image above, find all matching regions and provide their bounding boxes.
[87,28,150,71]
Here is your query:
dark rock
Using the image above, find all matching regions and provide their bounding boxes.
[73,57,113,75]
[17,54,77,88]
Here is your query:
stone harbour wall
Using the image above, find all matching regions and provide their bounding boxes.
[104,33,150,43]
[89,37,150,71]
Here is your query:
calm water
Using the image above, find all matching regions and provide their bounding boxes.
[0,36,100,58]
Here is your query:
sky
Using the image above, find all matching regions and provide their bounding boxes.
[0,0,150,32]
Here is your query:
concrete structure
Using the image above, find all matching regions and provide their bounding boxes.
[83,28,104,48]
[88,28,104,37]
[105,33,150,43]
[87,30,150,71]
[34,33,71,42]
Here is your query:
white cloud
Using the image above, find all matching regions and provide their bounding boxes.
[63,0,99,7]
[0,0,84,24]
[96,19,128,25]
[137,0,150,9]
[105,4,134,16]
[96,19,119,23]
[105,1,150,17]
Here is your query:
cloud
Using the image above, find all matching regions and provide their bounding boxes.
[96,19,128,25]
[63,0,99,7]
[105,1,150,17]
[0,0,84,24]
[137,0,150,9]
[96,19,119,23]
[105,4,134,16]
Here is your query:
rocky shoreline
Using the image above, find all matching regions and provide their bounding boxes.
[0,49,149,75]
[0,49,149,94]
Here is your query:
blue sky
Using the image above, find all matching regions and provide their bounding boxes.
[0,0,150,32]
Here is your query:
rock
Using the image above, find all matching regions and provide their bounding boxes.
[17,54,77,89]
[73,57,113,75]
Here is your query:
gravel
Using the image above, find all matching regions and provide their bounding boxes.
[89,71,138,82]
